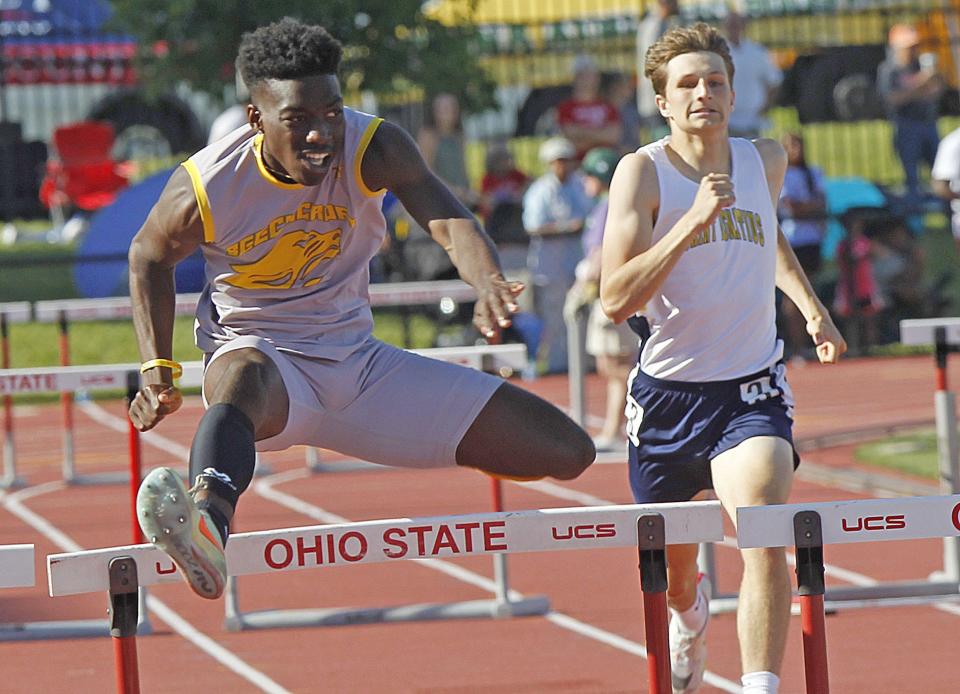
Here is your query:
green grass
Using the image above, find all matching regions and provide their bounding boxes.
[4,312,437,369]
[854,428,940,480]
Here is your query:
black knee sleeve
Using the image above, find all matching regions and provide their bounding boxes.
[189,403,255,511]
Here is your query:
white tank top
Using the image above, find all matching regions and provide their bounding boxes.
[183,108,386,360]
[636,137,782,381]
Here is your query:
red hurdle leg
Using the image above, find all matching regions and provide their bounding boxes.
[109,556,141,694]
[1,312,16,486]
[637,513,670,694]
[793,511,829,694]
[125,372,143,544]
[58,311,77,481]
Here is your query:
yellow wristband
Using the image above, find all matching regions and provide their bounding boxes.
[140,358,183,379]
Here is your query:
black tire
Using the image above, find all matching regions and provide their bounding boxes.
[783,45,887,123]
[88,91,205,157]
[833,73,885,122]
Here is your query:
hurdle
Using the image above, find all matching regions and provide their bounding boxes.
[901,318,960,582]
[0,361,194,487]
[1,302,32,488]
[0,543,33,589]
[738,494,960,693]
[0,538,111,641]
[47,500,723,694]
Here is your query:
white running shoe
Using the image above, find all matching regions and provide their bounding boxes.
[670,573,711,694]
[136,467,227,599]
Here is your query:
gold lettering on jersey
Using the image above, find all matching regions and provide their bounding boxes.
[688,207,765,249]
[225,228,342,289]
[226,203,356,257]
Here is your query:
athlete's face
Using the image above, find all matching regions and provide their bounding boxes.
[248,74,345,186]
[657,51,733,134]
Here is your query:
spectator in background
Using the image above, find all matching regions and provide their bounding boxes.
[723,8,782,139]
[871,216,926,338]
[480,141,530,272]
[834,209,884,352]
[568,147,636,451]
[556,54,622,160]
[778,132,827,359]
[635,0,682,142]
[417,92,479,209]
[931,123,960,253]
[398,92,478,282]
[877,23,945,214]
[523,137,593,374]
[603,72,642,154]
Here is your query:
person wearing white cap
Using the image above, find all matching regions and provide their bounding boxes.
[877,22,945,214]
[522,136,594,373]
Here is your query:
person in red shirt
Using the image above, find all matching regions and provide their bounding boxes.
[556,54,622,160]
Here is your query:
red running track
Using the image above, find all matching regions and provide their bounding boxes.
[1,354,959,693]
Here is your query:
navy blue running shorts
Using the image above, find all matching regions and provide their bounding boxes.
[626,362,799,504]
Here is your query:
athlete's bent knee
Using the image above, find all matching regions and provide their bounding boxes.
[550,427,595,480]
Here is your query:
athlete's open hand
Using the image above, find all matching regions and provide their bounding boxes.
[128,383,183,432]
[472,275,524,340]
[687,173,735,231]
[807,313,847,364]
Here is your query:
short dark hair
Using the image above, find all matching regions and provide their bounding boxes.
[237,18,342,89]
[644,22,734,97]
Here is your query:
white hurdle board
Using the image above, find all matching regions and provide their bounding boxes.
[738,495,960,548]
[0,544,34,588]
[49,501,722,597]
[0,302,31,324]
[900,317,960,346]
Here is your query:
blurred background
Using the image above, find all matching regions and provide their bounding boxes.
[1,0,959,359]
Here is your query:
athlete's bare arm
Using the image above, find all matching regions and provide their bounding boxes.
[755,138,846,363]
[600,151,734,323]
[362,120,521,338]
[127,166,206,430]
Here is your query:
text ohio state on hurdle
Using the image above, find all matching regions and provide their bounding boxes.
[259,519,618,569]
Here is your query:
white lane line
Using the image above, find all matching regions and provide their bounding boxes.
[3,482,290,694]
[78,400,192,461]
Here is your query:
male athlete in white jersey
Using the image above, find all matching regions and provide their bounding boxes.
[600,24,845,694]
[126,18,594,601]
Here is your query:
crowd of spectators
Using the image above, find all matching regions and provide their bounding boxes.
[372,8,957,402]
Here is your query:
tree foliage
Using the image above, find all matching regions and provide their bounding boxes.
[107,0,497,112]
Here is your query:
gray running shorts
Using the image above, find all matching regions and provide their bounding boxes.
[204,335,502,468]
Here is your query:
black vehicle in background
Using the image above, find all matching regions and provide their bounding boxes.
[0,0,206,220]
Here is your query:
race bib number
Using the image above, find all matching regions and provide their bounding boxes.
[739,375,780,405]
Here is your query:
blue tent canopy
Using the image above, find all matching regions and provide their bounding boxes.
[74,167,205,298]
